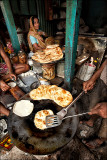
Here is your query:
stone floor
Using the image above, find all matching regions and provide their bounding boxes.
[1,135,107,160]
[1,147,37,160]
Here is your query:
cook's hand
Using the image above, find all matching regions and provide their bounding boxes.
[38,31,47,37]
[9,73,16,81]
[89,102,107,118]
[38,31,43,35]
[0,80,10,91]
[83,79,95,92]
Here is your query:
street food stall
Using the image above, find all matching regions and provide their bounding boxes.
[0,0,107,159]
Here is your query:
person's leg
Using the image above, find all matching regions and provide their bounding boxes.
[2,63,30,80]
[98,119,107,140]
[13,63,30,75]
[83,138,105,149]
[78,79,107,149]
[81,79,107,127]
[84,119,107,149]
[0,102,10,116]
[80,115,99,127]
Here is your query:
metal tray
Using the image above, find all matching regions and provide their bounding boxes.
[18,70,39,87]
[33,54,65,65]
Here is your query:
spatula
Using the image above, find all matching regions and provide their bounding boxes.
[46,90,85,128]
[46,111,90,128]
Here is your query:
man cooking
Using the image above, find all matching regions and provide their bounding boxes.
[82,59,107,148]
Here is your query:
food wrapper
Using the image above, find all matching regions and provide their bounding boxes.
[0,134,14,151]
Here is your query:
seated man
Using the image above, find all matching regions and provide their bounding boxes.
[0,43,29,115]
[82,60,107,148]
[0,43,29,90]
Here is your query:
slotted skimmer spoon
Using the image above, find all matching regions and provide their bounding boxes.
[46,90,89,128]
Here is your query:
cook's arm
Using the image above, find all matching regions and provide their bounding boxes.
[90,60,107,82]
[38,31,48,37]
[0,45,16,80]
[33,43,43,52]
[89,102,107,118]
[83,60,107,92]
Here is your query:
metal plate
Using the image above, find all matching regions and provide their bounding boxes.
[18,71,40,92]
[40,57,65,65]
[18,71,38,87]
[8,99,78,155]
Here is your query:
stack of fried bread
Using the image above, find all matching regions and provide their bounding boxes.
[29,85,73,107]
[32,44,63,63]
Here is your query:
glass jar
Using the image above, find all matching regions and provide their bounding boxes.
[18,51,27,64]
[10,53,19,64]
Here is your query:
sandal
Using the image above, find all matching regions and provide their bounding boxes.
[80,115,99,127]
[80,120,94,128]
[84,138,104,149]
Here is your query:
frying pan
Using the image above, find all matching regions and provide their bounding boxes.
[7,97,78,155]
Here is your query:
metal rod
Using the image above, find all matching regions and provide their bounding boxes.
[65,90,85,111]
[63,112,90,120]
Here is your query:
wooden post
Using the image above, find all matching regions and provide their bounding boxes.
[65,0,82,90]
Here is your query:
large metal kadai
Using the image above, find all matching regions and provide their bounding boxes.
[8,99,79,155]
